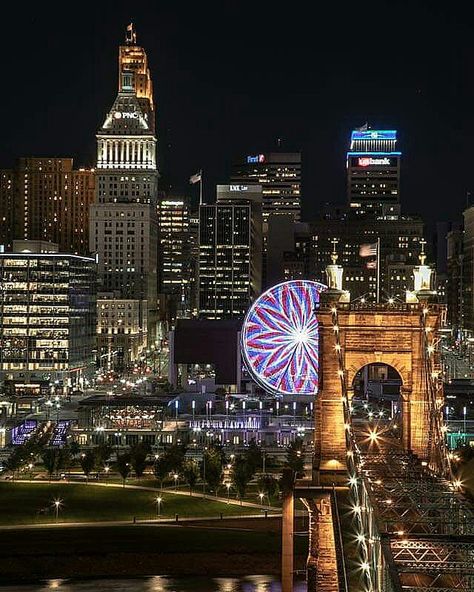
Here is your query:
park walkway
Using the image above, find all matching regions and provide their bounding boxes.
[8,478,280,511]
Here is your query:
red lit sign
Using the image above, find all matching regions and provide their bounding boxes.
[358,157,391,167]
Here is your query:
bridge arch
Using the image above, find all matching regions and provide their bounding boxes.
[314,300,441,479]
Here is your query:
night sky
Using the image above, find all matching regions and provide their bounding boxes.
[2,1,474,226]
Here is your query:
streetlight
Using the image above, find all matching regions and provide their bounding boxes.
[173,473,179,490]
[53,498,62,523]
[28,462,33,479]
[155,496,162,517]
[258,492,264,505]
[104,465,110,484]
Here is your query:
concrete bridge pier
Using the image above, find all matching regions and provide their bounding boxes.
[306,495,340,592]
[282,493,294,592]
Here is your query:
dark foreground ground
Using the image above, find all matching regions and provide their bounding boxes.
[0,518,308,583]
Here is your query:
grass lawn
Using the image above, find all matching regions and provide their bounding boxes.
[0,482,271,525]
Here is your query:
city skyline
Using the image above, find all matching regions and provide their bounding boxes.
[1,2,474,226]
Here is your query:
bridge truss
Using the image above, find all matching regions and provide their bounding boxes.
[329,304,474,591]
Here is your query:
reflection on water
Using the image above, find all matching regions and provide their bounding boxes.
[1,576,307,592]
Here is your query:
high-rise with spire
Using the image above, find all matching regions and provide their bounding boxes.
[90,24,159,370]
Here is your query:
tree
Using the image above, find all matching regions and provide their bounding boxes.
[285,437,305,478]
[68,441,80,458]
[42,448,60,480]
[94,443,112,471]
[79,450,96,481]
[279,467,296,497]
[246,439,263,473]
[130,443,148,478]
[165,443,187,473]
[4,449,24,481]
[257,474,279,502]
[232,454,253,501]
[182,460,199,494]
[116,452,132,486]
[200,447,223,494]
[153,455,170,489]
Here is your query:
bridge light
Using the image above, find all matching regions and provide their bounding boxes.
[331,307,337,314]
[334,344,341,352]
[385,499,393,505]
[360,562,370,571]
[349,476,357,486]
[333,325,339,332]
[388,297,394,304]
[396,530,404,536]
[338,370,344,377]
[368,430,378,441]
[356,533,365,543]
[427,345,434,355]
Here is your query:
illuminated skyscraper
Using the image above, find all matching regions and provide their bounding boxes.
[198,185,262,319]
[90,25,159,368]
[231,153,301,223]
[158,196,194,319]
[347,129,401,218]
[0,158,94,255]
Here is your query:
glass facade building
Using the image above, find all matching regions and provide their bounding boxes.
[0,244,96,395]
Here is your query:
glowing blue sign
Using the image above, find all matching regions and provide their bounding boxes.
[247,154,265,164]
[351,130,397,141]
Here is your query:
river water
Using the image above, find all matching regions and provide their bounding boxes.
[1,576,307,592]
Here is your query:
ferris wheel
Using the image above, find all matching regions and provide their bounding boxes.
[241,280,326,396]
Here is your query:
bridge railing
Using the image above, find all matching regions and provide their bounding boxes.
[330,304,403,592]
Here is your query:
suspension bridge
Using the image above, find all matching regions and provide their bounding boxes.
[282,296,474,592]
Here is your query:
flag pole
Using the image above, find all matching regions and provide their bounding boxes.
[200,170,203,206]
[376,237,381,304]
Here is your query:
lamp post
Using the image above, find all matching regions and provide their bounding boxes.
[173,473,179,491]
[202,447,207,494]
[53,498,62,523]
[104,465,110,484]
[156,496,162,517]
[259,492,265,506]
[226,482,231,503]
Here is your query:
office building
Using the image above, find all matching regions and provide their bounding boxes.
[0,158,95,254]
[231,153,301,223]
[463,206,474,332]
[89,26,159,367]
[0,241,96,396]
[309,215,424,300]
[157,196,193,319]
[446,228,464,333]
[266,214,310,286]
[96,296,147,371]
[198,184,262,319]
[347,129,401,218]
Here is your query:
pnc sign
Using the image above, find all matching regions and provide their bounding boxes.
[358,157,391,167]
[114,111,139,120]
